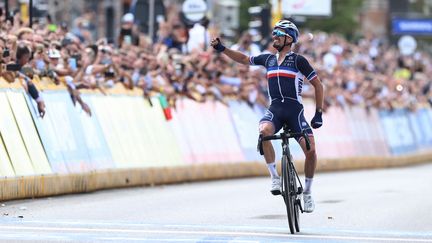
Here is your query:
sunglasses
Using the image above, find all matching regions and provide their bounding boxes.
[272,29,289,37]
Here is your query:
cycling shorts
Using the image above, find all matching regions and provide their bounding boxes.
[260,99,313,141]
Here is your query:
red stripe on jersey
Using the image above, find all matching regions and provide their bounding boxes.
[267,73,296,79]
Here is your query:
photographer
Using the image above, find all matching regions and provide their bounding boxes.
[0,43,46,117]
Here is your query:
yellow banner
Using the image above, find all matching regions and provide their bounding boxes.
[0,93,35,176]
[6,91,52,174]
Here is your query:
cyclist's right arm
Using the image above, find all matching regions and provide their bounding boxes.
[210,38,249,65]
[221,48,250,65]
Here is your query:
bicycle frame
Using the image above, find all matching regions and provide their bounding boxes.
[258,125,311,234]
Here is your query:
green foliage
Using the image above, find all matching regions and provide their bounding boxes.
[302,0,363,40]
[239,0,269,35]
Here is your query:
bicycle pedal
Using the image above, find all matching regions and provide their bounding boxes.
[297,187,303,194]
[296,199,304,213]
[271,189,281,196]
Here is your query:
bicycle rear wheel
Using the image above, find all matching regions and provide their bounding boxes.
[281,155,295,234]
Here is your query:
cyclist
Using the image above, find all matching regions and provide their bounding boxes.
[210,20,324,213]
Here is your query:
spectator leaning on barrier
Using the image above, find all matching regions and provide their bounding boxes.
[211,20,324,213]
[0,42,46,117]
[0,4,431,118]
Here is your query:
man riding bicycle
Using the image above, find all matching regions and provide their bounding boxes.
[210,20,324,213]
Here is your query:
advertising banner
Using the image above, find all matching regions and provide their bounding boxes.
[25,92,68,173]
[75,94,114,170]
[90,95,128,167]
[408,108,432,147]
[228,101,262,162]
[392,18,432,36]
[281,0,332,16]
[172,99,244,163]
[0,135,15,177]
[42,92,92,173]
[141,96,183,166]
[6,91,52,174]
[0,92,35,176]
[304,102,356,159]
[379,109,417,155]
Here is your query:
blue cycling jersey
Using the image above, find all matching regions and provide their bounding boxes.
[249,52,317,104]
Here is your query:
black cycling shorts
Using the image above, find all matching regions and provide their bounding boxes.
[260,99,313,141]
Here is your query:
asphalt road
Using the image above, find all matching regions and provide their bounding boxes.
[1,163,432,242]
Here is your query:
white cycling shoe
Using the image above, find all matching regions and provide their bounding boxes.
[270,177,281,195]
[303,193,315,213]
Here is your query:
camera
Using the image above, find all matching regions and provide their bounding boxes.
[5,63,21,71]
[3,48,10,58]
[104,71,115,78]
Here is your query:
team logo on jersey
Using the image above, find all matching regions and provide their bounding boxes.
[268,58,276,67]
[263,110,273,120]
[302,122,308,127]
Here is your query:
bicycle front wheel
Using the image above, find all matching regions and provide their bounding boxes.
[281,155,295,234]
[291,162,300,232]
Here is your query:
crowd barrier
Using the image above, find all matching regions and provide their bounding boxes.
[1,87,432,200]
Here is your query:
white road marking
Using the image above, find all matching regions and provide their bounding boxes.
[0,225,431,242]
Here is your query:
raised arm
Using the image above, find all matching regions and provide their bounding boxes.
[210,38,249,65]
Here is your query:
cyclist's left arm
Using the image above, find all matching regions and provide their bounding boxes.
[297,55,324,110]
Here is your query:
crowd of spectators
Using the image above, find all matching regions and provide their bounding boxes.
[0,6,431,119]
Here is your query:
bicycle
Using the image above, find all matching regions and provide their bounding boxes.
[258,124,311,234]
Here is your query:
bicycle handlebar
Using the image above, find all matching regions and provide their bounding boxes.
[258,130,311,155]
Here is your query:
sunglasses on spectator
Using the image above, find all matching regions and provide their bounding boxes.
[272,29,289,37]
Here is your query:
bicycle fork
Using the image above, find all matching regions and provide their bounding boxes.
[293,167,305,213]
[283,142,305,213]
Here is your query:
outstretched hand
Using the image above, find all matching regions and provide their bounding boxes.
[210,38,226,53]
[37,100,46,118]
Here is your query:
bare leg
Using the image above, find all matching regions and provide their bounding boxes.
[259,122,275,164]
[298,136,317,178]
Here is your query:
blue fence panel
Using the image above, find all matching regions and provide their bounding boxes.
[408,109,432,148]
[379,109,417,155]
[76,94,115,169]
[44,92,93,173]
[25,92,68,173]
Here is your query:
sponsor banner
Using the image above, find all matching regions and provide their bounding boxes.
[392,18,432,36]
[365,108,390,156]
[379,109,417,155]
[143,97,183,166]
[42,92,92,173]
[304,102,356,159]
[173,99,217,163]
[408,108,432,147]
[169,104,194,164]
[0,131,15,177]
[345,107,372,156]
[173,99,244,163]
[115,96,147,167]
[90,95,128,167]
[344,107,389,157]
[209,100,245,163]
[25,92,68,173]
[228,101,261,162]
[128,96,157,167]
[0,92,35,176]
[75,94,114,170]
[280,0,332,16]
[6,91,52,174]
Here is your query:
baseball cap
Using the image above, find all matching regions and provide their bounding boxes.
[122,13,134,23]
[48,49,61,59]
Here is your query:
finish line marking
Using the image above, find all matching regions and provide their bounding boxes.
[0,225,431,242]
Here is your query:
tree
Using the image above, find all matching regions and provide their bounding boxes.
[239,0,269,35]
[302,0,363,40]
